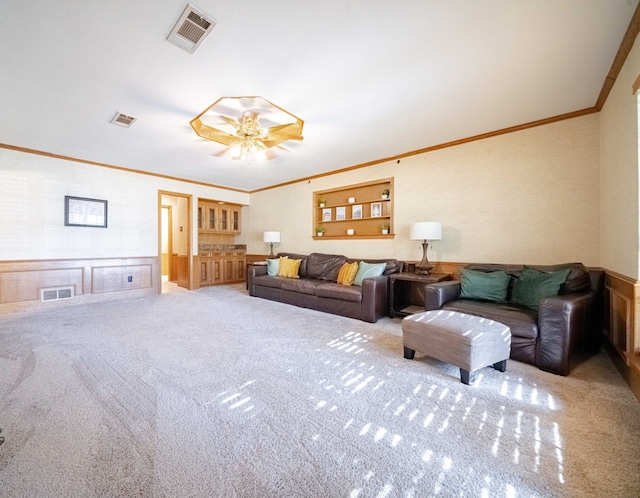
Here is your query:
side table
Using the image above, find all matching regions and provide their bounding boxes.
[389,272,451,317]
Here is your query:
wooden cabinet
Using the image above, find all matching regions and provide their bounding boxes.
[198,201,242,234]
[199,252,245,285]
[313,178,394,239]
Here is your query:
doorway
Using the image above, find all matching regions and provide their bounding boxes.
[158,191,192,292]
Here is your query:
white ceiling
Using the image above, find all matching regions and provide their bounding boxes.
[0,1,637,192]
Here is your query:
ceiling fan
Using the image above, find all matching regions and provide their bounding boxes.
[190,96,304,160]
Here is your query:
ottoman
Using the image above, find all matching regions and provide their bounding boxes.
[402,310,511,385]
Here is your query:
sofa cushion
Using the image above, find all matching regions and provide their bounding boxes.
[306,253,347,281]
[511,267,570,310]
[281,278,323,295]
[277,253,309,277]
[443,300,539,340]
[353,261,387,286]
[267,258,280,276]
[460,269,510,302]
[278,257,301,278]
[337,261,359,285]
[316,282,363,303]
[253,275,285,289]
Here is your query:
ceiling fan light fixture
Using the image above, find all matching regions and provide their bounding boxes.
[190,96,303,160]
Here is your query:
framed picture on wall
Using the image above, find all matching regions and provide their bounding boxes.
[352,204,363,219]
[64,196,108,228]
[322,208,332,221]
[371,202,382,217]
[336,206,346,220]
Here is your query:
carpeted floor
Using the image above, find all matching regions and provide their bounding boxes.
[0,283,639,497]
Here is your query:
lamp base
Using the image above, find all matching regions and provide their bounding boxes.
[269,243,275,258]
[414,240,433,275]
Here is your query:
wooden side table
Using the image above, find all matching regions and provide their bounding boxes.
[389,272,451,317]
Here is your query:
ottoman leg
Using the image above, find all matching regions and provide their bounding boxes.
[403,346,416,360]
[460,369,477,385]
[493,360,507,372]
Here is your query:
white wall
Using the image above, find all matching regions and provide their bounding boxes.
[0,148,249,261]
[600,32,640,280]
[240,114,601,267]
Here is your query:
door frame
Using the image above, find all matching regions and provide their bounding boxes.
[158,191,193,291]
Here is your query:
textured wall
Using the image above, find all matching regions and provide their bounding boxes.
[240,114,601,267]
[0,148,249,261]
[600,32,640,280]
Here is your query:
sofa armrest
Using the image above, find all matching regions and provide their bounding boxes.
[248,265,268,296]
[424,281,461,311]
[361,275,390,323]
[537,291,594,375]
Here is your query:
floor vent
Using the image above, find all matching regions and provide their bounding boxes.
[40,286,75,303]
[110,112,136,127]
[167,4,217,54]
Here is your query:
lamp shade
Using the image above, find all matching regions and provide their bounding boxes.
[263,231,280,243]
[410,222,442,241]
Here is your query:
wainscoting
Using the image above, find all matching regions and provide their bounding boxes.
[0,256,160,312]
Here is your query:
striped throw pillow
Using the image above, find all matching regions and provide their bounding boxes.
[337,262,359,286]
[277,257,301,278]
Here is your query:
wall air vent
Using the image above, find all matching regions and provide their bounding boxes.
[167,4,217,54]
[110,112,136,127]
[40,286,75,302]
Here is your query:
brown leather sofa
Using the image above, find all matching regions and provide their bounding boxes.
[423,263,604,376]
[248,252,401,322]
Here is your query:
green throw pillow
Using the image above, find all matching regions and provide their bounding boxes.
[511,267,571,310]
[266,258,280,276]
[460,269,510,302]
[353,261,387,286]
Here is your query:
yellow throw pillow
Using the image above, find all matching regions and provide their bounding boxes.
[337,261,359,286]
[277,257,301,278]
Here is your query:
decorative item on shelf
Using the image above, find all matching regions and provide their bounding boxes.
[263,231,280,257]
[409,222,442,275]
[315,226,325,236]
[347,228,355,236]
[381,189,390,199]
[348,197,356,203]
[318,198,326,208]
[381,224,390,235]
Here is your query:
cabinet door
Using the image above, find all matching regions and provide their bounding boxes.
[219,206,230,232]
[231,207,241,233]
[223,258,234,281]
[234,257,246,281]
[206,205,218,232]
[197,205,204,232]
[199,259,210,285]
[211,257,223,284]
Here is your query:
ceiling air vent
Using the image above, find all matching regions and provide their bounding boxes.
[167,4,217,54]
[110,112,136,128]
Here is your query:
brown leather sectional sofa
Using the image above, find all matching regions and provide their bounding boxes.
[423,263,604,375]
[248,252,401,323]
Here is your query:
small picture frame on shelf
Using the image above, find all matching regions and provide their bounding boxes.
[371,202,382,217]
[322,208,332,221]
[336,206,346,220]
[352,204,363,219]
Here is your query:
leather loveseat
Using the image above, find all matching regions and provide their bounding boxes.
[248,252,401,322]
[423,263,604,376]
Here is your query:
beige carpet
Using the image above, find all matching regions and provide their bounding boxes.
[0,283,639,497]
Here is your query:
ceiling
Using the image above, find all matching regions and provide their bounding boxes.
[1,1,638,192]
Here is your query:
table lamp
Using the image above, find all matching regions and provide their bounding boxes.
[409,222,442,274]
[263,231,280,257]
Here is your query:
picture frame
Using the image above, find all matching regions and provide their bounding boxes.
[371,202,382,217]
[352,204,363,219]
[336,206,346,220]
[64,196,108,228]
[322,208,332,221]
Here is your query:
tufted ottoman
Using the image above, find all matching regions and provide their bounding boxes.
[402,310,511,385]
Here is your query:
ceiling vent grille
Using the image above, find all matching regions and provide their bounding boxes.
[110,112,136,127]
[167,4,217,54]
[40,286,74,303]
